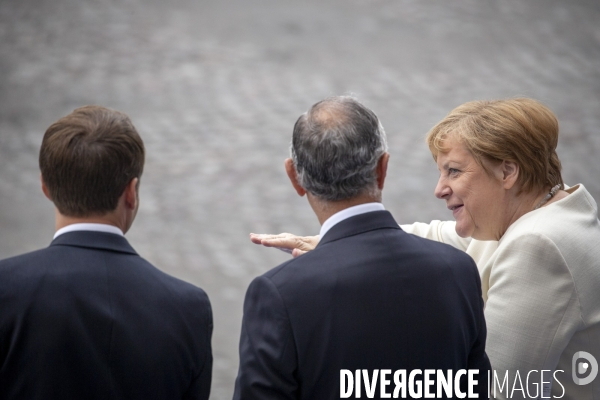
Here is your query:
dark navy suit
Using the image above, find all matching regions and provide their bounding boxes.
[234,210,490,399]
[0,231,212,400]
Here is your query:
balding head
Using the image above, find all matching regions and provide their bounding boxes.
[291,96,388,202]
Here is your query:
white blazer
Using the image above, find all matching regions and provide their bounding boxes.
[403,184,600,399]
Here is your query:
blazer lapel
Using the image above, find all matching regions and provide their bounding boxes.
[317,210,401,247]
[50,231,138,255]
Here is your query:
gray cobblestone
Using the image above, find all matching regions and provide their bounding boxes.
[1,0,599,398]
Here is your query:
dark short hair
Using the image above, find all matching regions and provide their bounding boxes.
[39,105,145,217]
[291,96,387,201]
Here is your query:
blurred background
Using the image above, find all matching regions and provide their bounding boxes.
[1,0,599,398]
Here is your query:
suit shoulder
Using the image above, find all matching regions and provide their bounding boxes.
[0,246,52,265]
[384,229,480,279]
[0,246,210,306]
[260,255,299,281]
[260,229,479,289]
[0,247,57,278]
[403,231,475,263]
[136,257,211,303]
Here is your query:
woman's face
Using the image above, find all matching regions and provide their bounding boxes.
[434,136,506,240]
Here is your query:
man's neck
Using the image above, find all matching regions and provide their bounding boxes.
[308,192,382,225]
[54,209,125,233]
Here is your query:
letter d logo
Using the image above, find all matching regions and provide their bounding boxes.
[572,351,598,385]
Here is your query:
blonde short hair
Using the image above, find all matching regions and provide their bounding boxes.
[426,98,564,195]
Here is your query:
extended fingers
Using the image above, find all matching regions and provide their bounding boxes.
[249,233,319,253]
[249,233,296,248]
[261,235,299,249]
[249,233,269,244]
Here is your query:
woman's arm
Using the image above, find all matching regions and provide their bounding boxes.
[249,220,471,257]
[400,220,471,251]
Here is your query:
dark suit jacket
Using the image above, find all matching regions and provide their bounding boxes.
[234,210,490,400]
[0,231,212,400]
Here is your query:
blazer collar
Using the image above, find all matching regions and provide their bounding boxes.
[50,230,138,255]
[317,210,401,247]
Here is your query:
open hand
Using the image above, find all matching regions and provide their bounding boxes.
[249,233,320,258]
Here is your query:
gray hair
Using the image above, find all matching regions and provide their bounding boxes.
[291,96,388,202]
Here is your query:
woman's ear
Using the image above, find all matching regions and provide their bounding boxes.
[501,160,519,190]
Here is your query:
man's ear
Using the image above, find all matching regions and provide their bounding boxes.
[40,175,52,200]
[123,178,139,210]
[376,153,390,190]
[284,158,306,197]
[501,160,519,190]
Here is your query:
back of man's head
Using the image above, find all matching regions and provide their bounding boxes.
[291,96,387,202]
[39,105,145,217]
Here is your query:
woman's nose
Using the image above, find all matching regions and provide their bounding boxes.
[434,178,451,199]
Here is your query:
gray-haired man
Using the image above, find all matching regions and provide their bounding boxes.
[233,96,490,400]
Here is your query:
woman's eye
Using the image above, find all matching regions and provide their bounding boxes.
[448,168,460,176]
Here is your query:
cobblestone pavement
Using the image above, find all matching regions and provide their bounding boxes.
[1,0,599,398]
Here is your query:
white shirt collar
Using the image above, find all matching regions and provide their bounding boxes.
[53,223,124,239]
[319,202,385,239]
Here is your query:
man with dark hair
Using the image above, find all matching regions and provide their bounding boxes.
[234,96,490,399]
[0,106,212,400]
